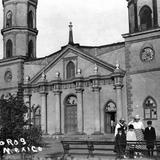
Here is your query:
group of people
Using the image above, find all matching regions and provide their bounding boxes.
[114,115,156,159]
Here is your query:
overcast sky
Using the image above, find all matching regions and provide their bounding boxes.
[0,0,128,58]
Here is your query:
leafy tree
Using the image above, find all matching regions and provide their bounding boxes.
[0,94,42,153]
[0,94,28,139]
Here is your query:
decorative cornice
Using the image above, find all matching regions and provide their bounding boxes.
[63,56,77,62]
[74,76,84,91]
[122,27,160,42]
[111,70,125,79]
[0,56,26,66]
[22,74,115,93]
[1,27,38,35]
[128,67,160,75]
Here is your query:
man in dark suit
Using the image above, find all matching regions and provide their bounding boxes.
[144,120,156,157]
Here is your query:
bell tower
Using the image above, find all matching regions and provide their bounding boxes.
[123,0,160,121]
[127,0,158,33]
[1,0,38,59]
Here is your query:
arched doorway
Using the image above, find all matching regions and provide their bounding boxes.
[64,95,77,134]
[104,101,116,134]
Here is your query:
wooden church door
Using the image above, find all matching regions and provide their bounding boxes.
[104,101,116,134]
[64,95,77,134]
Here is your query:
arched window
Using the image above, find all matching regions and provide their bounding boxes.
[6,39,13,58]
[33,106,41,128]
[28,40,34,58]
[143,96,157,120]
[139,6,152,31]
[66,61,75,79]
[28,11,33,28]
[65,95,77,105]
[104,101,116,112]
[6,11,12,28]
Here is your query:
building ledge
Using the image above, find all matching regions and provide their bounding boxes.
[122,27,160,42]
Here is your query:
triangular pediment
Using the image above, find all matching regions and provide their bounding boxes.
[30,45,117,84]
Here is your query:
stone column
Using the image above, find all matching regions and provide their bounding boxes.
[23,76,32,125]
[40,92,48,134]
[91,65,102,134]
[92,86,101,134]
[114,85,123,121]
[23,76,32,104]
[39,72,48,134]
[112,64,125,122]
[24,94,31,106]
[53,90,62,134]
[76,88,84,134]
[53,72,62,135]
[75,69,84,134]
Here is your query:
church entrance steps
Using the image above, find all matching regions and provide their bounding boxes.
[33,134,114,159]
[61,134,115,141]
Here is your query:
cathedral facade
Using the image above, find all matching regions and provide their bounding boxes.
[0,0,160,136]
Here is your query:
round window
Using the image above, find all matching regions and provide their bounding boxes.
[140,47,154,62]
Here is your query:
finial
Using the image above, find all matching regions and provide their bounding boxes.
[69,22,73,31]
[56,72,60,78]
[77,68,81,75]
[26,76,30,83]
[68,22,74,45]
[42,72,46,80]
[116,61,120,69]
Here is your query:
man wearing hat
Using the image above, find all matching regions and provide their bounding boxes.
[144,121,156,157]
[114,118,127,136]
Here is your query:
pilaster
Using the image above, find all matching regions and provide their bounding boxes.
[112,64,125,122]
[90,65,102,135]
[75,69,85,134]
[53,72,62,135]
[23,76,32,127]
[39,73,48,134]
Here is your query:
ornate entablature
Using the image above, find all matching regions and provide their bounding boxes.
[22,75,115,93]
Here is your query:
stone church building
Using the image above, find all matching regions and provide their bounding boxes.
[0,0,160,136]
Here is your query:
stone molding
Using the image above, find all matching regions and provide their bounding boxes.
[1,27,38,35]
[128,67,160,75]
[23,75,114,93]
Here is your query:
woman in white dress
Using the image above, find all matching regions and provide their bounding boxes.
[128,115,145,157]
